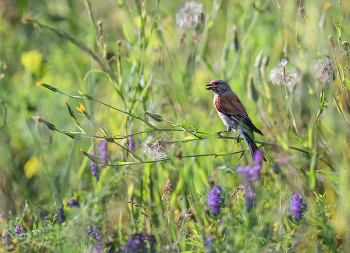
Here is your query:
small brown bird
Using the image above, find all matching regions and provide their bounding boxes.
[206,79,265,160]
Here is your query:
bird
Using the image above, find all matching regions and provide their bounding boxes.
[206,79,266,161]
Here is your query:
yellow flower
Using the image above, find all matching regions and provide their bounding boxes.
[76,103,93,120]
[273,222,279,231]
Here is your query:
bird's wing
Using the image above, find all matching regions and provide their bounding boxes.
[214,93,263,136]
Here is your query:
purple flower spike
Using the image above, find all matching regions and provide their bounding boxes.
[16,225,24,235]
[290,193,306,221]
[207,185,224,216]
[204,236,214,253]
[129,136,135,150]
[98,140,109,168]
[67,199,80,207]
[90,151,100,182]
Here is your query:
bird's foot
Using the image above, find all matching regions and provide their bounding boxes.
[215,131,229,137]
[235,134,241,144]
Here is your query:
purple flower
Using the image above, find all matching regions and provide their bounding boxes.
[67,199,80,207]
[148,234,156,253]
[123,233,148,253]
[204,236,214,253]
[93,229,101,241]
[90,151,100,182]
[98,140,109,168]
[236,150,264,183]
[93,242,103,253]
[129,136,135,150]
[236,150,264,212]
[290,193,306,221]
[245,185,255,212]
[38,206,47,220]
[207,185,224,216]
[0,212,3,218]
[16,225,24,235]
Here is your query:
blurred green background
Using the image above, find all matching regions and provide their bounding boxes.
[1,0,350,252]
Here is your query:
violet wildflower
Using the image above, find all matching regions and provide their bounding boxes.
[93,243,103,253]
[236,150,264,212]
[129,135,135,151]
[16,225,24,235]
[148,234,156,253]
[93,229,101,241]
[98,140,109,168]
[204,236,214,253]
[90,151,100,182]
[207,185,224,216]
[290,193,306,221]
[38,206,47,220]
[0,212,3,218]
[67,199,80,207]
[236,150,264,183]
[123,233,148,253]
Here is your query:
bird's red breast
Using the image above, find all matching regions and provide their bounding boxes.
[214,93,263,135]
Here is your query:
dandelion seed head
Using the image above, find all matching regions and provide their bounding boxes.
[269,60,298,88]
[311,57,337,84]
[141,133,173,160]
[175,1,205,30]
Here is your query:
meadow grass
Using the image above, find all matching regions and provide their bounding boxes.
[1,0,350,252]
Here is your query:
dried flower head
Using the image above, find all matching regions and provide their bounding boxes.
[311,57,337,84]
[141,133,174,160]
[297,7,307,21]
[269,59,298,88]
[32,116,57,131]
[175,1,205,30]
[289,193,306,221]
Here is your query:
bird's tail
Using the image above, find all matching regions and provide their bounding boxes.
[239,129,266,162]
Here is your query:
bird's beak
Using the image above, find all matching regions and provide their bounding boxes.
[206,83,212,90]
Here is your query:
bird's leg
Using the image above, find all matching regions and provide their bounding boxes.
[215,127,231,137]
[235,134,241,143]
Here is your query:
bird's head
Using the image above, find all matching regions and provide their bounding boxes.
[206,79,231,95]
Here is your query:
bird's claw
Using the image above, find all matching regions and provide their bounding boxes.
[235,134,241,144]
[215,131,223,137]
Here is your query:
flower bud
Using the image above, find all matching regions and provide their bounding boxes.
[81,149,104,164]
[36,82,59,92]
[144,111,164,122]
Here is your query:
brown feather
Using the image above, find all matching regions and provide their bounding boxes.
[214,93,263,136]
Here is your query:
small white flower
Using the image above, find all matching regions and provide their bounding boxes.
[175,1,205,30]
[311,57,336,84]
[269,60,298,88]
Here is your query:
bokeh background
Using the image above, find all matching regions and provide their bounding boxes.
[1,0,350,252]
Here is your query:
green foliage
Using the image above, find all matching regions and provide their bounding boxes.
[1,0,350,252]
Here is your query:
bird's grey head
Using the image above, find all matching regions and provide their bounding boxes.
[206,79,232,95]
